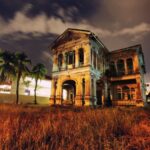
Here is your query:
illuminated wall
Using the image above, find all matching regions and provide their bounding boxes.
[50,29,146,107]
[11,77,51,97]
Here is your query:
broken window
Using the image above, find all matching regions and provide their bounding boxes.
[117,59,125,75]
[79,48,84,66]
[127,58,133,74]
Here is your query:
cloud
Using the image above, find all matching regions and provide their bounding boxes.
[0,11,112,37]
[1,10,150,42]
[116,23,150,36]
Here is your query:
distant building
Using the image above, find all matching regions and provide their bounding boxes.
[0,76,51,104]
[49,28,146,106]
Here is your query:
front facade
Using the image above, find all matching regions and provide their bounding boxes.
[50,28,146,106]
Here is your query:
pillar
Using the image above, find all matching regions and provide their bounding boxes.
[62,52,66,70]
[84,75,91,106]
[55,79,62,105]
[136,77,142,100]
[52,54,58,72]
[75,80,82,106]
[104,78,109,106]
[50,78,57,105]
[124,59,128,75]
[75,49,79,68]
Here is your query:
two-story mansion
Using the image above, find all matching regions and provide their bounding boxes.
[49,28,146,106]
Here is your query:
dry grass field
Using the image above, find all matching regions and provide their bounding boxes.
[0,104,150,150]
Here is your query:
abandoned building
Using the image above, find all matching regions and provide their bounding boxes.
[49,28,146,106]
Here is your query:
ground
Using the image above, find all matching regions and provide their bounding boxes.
[0,104,150,150]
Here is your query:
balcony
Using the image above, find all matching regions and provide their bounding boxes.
[110,70,139,78]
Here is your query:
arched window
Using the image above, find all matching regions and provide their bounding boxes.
[110,61,117,76]
[66,51,75,66]
[79,48,84,66]
[117,59,125,75]
[122,86,130,100]
[127,58,133,74]
[58,53,63,69]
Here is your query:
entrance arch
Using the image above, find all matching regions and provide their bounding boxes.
[62,80,76,104]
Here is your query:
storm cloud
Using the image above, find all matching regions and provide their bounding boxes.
[0,0,150,81]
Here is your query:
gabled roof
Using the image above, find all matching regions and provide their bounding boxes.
[49,28,91,49]
[110,44,142,54]
[49,28,109,52]
[66,28,91,34]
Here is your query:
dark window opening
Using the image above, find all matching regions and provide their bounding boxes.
[79,48,84,66]
[66,51,75,66]
[127,58,133,74]
[122,86,130,100]
[58,53,63,69]
[68,52,73,64]
[110,61,117,76]
[117,59,125,75]
[117,88,122,100]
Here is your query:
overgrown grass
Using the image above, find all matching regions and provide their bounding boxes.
[0,104,150,150]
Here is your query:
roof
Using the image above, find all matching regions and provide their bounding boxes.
[110,44,142,54]
[66,28,91,34]
[49,28,109,51]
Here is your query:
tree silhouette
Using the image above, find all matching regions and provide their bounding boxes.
[31,63,47,104]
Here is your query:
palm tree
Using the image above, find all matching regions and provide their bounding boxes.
[14,52,31,104]
[31,63,47,104]
[0,51,16,83]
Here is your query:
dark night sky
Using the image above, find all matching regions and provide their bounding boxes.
[0,0,150,81]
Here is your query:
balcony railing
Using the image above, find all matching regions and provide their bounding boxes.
[111,70,139,77]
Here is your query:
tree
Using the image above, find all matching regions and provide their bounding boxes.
[14,52,31,104]
[0,51,16,83]
[31,63,47,104]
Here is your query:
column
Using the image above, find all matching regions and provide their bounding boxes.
[93,78,97,105]
[114,61,118,75]
[136,77,142,100]
[91,50,93,67]
[50,79,57,105]
[82,78,85,106]
[124,59,128,75]
[104,78,108,106]
[62,52,66,70]
[75,80,82,106]
[50,79,54,105]
[96,53,98,70]
[53,54,58,72]
[55,79,62,105]
[84,75,91,106]
[75,49,79,68]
